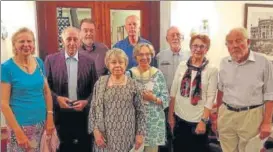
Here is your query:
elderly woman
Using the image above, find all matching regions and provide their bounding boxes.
[168,34,218,152]
[1,27,54,152]
[88,48,146,152]
[128,43,169,152]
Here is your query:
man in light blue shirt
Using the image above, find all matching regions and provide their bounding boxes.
[45,27,97,152]
[157,26,190,91]
[65,51,78,101]
[113,15,154,69]
[156,26,190,152]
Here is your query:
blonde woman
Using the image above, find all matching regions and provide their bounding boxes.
[88,48,146,152]
[129,43,169,152]
[1,27,54,152]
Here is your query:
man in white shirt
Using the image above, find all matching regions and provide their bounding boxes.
[215,27,273,152]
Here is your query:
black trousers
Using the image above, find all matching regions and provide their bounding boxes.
[55,110,93,152]
[173,115,210,152]
[58,133,93,152]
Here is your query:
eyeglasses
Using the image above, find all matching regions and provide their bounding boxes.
[167,33,184,40]
[191,44,207,50]
[137,53,152,57]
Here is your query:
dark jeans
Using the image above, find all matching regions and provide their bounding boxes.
[173,115,210,152]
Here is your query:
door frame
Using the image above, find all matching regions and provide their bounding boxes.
[36,1,160,60]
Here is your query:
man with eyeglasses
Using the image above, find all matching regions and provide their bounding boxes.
[79,18,109,77]
[156,26,190,152]
[157,26,190,91]
[214,27,273,152]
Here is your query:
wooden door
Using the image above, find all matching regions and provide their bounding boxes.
[36,1,159,60]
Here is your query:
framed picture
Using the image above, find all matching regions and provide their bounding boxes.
[244,3,273,61]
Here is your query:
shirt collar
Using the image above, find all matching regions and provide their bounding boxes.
[81,43,96,52]
[125,36,142,45]
[65,51,79,61]
[169,48,182,56]
[228,50,255,63]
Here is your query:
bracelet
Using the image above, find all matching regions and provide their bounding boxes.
[47,111,53,114]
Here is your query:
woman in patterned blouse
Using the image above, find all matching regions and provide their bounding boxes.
[88,48,146,152]
[129,43,170,152]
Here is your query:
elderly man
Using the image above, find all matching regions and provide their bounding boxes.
[156,26,190,90]
[156,26,190,152]
[113,15,152,69]
[79,18,109,77]
[215,27,273,152]
[45,27,98,152]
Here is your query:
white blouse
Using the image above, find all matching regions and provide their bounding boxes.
[170,61,218,122]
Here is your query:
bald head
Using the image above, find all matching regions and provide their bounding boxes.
[125,15,140,24]
[166,26,184,52]
[125,15,140,37]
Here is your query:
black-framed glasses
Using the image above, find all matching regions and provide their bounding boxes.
[191,44,207,50]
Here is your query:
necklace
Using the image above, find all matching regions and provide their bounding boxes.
[110,75,126,85]
[137,66,152,84]
[13,57,31,73]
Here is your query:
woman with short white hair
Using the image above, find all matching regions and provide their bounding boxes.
[88,48,146,152]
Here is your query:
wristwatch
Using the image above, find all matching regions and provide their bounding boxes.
[201,118,209,124]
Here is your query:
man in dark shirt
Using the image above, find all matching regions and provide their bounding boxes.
[79,18,109,77]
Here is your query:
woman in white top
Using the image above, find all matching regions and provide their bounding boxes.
[168,34,218,152]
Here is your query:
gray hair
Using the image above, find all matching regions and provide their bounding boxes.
[166,26,183,36]
[61,26,80,41]
[226,27,249,41]
[105,48,129,68]
[133,43,155,59]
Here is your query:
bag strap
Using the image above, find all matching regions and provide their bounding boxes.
[35,58,45,78]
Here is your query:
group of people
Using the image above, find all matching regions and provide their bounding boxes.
[1,14,273,152]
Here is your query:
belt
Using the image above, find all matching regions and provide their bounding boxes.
[223,102,263,112]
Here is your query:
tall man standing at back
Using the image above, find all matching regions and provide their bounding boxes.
[79,18,109,76]
[157,26,190,90]
[113,15,152,69]
[215,27,273,152]
[156,26,190,152]
[45,27,98,152]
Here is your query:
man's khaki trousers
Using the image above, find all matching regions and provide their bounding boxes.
[217,104,263,152]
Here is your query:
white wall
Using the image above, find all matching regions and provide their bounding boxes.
[1,1,38,63]
[1,1,38,127]
[168,1,273,68]
[1,0,272,127]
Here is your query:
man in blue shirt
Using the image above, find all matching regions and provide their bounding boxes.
[113,15,153,69]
